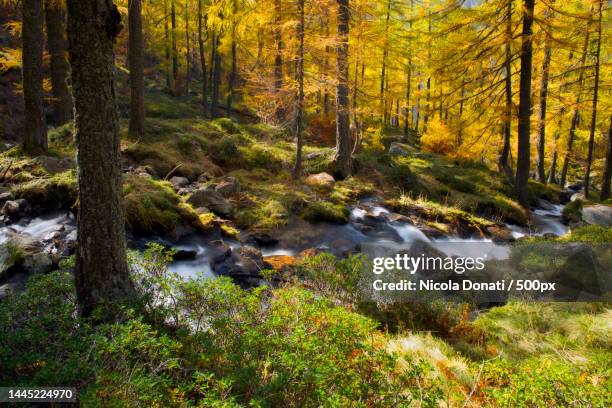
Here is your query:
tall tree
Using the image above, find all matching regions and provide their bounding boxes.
[198,0,208,116]
[128,0,145,137]
[293,0,305,179]
[559,26,590,187]
[583,0,602,199]
[226,0,238,115]
[185,1,191,95]
[44,0,73,125]
[164,0,171,89]
[498,0,513,181]
[535,31,551,183]
[601,116,612,201]
[380,0,391,125]
[273,0,283,120]
[66,0,135,318]
[22,0,48,154]
[333,0,352,178]
[514,0,535,207]
[171,0,179,94]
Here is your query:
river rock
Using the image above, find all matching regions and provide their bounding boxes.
[0,191,14,204]
[388,142,411,156]
[173,248,198,261]
[215,177,240,197]
[246,232,279,247]
[212,245,271,283]
[582,204,612,227]
[2,199,30,219]
[263,255,297,272]
[187,187,234,217]
[305,172,335,190]
[486,225,515,243]
[22,252,53,275]
[169,176,189,189]
[35,156,75,174]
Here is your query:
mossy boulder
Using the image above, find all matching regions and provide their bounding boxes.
[302,201,350,223]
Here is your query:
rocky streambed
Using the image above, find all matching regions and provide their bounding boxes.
[0,191,575,297]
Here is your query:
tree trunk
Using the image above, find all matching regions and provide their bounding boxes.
[583,0,602,199]
[601,116,612,200]
[547,111,563,184]
[380,0,391,125]
[66,0,135,319]
[293,0,304,179]
[22,0,48,154]
[128,0,145,138]
[333,0,352,179]
[457,80,465,147]
[514,0,534,207]
[498,0,513,180]
[560,26,590,187]
[535,34,551,183]
[211,36,222,118]
[423,10,432,133]
[164,0,171,89]
[44,0,72,125]
[198,0,207,116]
[323,21,330,116]
[403,60,411,141]
[171,0,178,94]
[185,1,190,95]
[226,0,237,117]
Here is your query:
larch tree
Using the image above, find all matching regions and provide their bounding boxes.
[128,0,145,138]
[514,0,535,207]
[583,0,602,199]
[601,116,612,201]
[293,0,305,179]
[333,0,352,179]
[22,0,48,154]
[66,0,135,319]
[535,29,551,183]
[44,0,73,125]
[498,0,513,181]
[198,0,208,116]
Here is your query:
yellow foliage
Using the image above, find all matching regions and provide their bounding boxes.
[421,118,455,155]
[0,48,21,73]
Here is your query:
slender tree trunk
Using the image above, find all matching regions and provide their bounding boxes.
[226,0,237,117]
[333,0,352,178]
[583,0,602,198]
[380,0,391,125]
[423,10,432,133]
[128,0,145,138]
[547,111,563,184]
[22,0,48,154]
[323,21,330,116]
[514,0,535,207]
[209,32,216,104]
[185,1,190,95]
[44,0,72,125]
[498,0,513,180]
[403,61,411,141]
[457,80,465,147]
[198,0,208,116]
[535,34,551,183]
[171,0,178,94]
[211,36,222,118]
[66,0,135,319]
[352,54,359,129]
[164,0,171,89]
[293,0,304,179]
[273,0,283,120]
[560,26,590,187]
[601,116,612,200]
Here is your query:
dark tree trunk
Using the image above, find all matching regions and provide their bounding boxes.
[457,80,465,146]
[66,0,135,319]
[380,0,391,125]
[44,0,72,125]
[333,0,352,179]
[185,1,190,95]
[128,0,145,138]
[560,27,590,187]
[547,111,563,184]
[226,0,237,117]
[514,0,534,207]
[601,116,612,200]
[171,0,179,94]
[535,35,551,183]
[164,0,171,89]
[22,0,48,154]
[273,0,282,120]
[403,60,411,141]
[423,10,432,133]
[584,0,602,199]
[211,36,222,118]
[323,21,330,116]
[293,0,304,179]
[198,0,208,116]
[498,0,513,180]
[209,32,216,105]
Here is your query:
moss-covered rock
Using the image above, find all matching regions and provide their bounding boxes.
[11,170,77,210]
[302,201,350,223]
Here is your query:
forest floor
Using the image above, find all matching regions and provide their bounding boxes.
[0,92,610,406]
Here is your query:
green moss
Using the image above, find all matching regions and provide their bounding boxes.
[12,170,77,209]
[562,199,583,224]
[302,200,350,223]
[123,174,198,234]
[565,225,612,243]
[234,198,288,231]
[211,117,241,134]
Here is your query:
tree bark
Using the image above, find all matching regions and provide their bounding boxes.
[560,26,590,187]
[185,1,190,95]
[333,0,352,179]
[380,0,391,125]
[226,0,237,117]
[273,0,282,121]
[498,0,513,181]
[44,0,73,125]
[164,0,171,89]
[22,0,48,154]
[211,35,222,118]
[535,34,551,183]
[583,0,602,199]
[171,0,178,94]
[601,116,612,200]
[293,0,304,179]
[66,0,135,319]
[198,0,208,116]
[423,10,432,133]
[514,0,534,207]
[128,0,145,138]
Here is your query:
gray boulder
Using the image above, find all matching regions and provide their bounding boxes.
[170,176,190,189]
[388,142,411,156]
[215,176,240,197]
[2,199,30,219]
[582,204,612,228]
[187,187,233,217]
